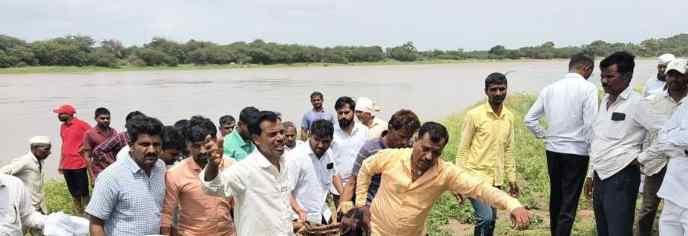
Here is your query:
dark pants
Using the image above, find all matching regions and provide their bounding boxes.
[546,151,589,236]
[470,198,497,236]
[63,168,90,197]
[593,164,641,236]
[637,167,667,236]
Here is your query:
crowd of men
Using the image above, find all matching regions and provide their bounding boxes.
[1,50,687,236]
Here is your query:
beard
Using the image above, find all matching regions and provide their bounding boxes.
[658,72,666,81]
[490,95,506,105]
[338,118,353,129]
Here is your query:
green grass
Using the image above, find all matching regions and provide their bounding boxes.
[427,93,597,235]
[44,179,75,215]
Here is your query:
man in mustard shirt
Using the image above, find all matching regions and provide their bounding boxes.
[457,72,519,236]
[356,122,530,236]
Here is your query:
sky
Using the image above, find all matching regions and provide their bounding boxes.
[2,0,687,50]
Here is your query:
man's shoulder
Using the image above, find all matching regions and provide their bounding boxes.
[0,174,22,186]
[374,148,410,159]
[361,138,383,153]
[466,104,487,116]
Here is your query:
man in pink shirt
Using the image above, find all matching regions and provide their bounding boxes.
[161,116,235,235]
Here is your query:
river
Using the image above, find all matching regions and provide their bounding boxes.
[0,59,656,178]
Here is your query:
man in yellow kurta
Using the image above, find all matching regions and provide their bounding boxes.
[457,72,518,235]
[356,122,530,236]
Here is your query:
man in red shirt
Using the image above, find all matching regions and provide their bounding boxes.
[80,107,117,186]
[54,104,91,215]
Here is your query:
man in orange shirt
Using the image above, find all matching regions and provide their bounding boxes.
[161,116,235,235]
[356,122,531,236]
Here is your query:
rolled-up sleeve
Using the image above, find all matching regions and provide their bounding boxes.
[354,152,387,207]
[445,165,522,212]
[200,160,243,198]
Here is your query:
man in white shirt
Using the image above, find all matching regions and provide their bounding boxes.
[202,111,295,236]
[636,58,688,236]
[330,96,368,205]
[355,97,386,139]
[283,121,304,151]
[644,53,675,97]
[0,174,46,236]
[1,136,51,214]
[524,53,597,236]
[637,58,688,236]
[584,51,667,236]
[287,119,342,225]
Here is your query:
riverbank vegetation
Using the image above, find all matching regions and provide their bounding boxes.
[1,33,687,70]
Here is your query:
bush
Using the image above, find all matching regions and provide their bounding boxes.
[135,48,178,66]
[88,48,120,68]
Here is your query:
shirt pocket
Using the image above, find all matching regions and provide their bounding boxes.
[5,205,19,225]
[604,120,626,140]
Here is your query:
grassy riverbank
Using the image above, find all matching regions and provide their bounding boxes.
[43,93,596,235]
[427,93,597,235]
[0,59,555,75]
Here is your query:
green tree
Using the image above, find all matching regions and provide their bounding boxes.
[387,42,418,62]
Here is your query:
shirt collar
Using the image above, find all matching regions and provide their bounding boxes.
[27,152,41,164]
[231,130,252,148]
[483,102,507,118]
[618,86,633,100]
[124,152,144,175]
[252,149,285,169]
[185,158,203,172]
[335,122,363,136]
[564,72,585,80]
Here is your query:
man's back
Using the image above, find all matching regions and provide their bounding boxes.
[524,73,598,155]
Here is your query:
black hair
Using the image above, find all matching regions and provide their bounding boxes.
[310,119,334,139]
[417,122,449,145]
[282,121,296,130]
[184,115,217,143]
[335,96,356,111]
[174,119,189,131]
[600,51,636,80]
[484,72,508,89]
[239,106,260,124]
[161,126,185,151]
[388,109,421,133]
[569,53,595,71]
[125,110,145,122]
[248,111,281,137]
[310,91,324,99]
[126,116,164,143]
[219,115,236,126]
[94,107,110,118]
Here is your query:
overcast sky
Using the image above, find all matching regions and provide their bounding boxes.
[2,0,687,50]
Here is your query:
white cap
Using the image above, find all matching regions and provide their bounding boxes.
[355,97,381,114]
[658,53,676,65]
[29,136,51,145]
[666,58,688,75]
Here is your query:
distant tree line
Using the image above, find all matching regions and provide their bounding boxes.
[1,34,687,68]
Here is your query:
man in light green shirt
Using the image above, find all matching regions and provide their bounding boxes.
[223,107,258,161]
